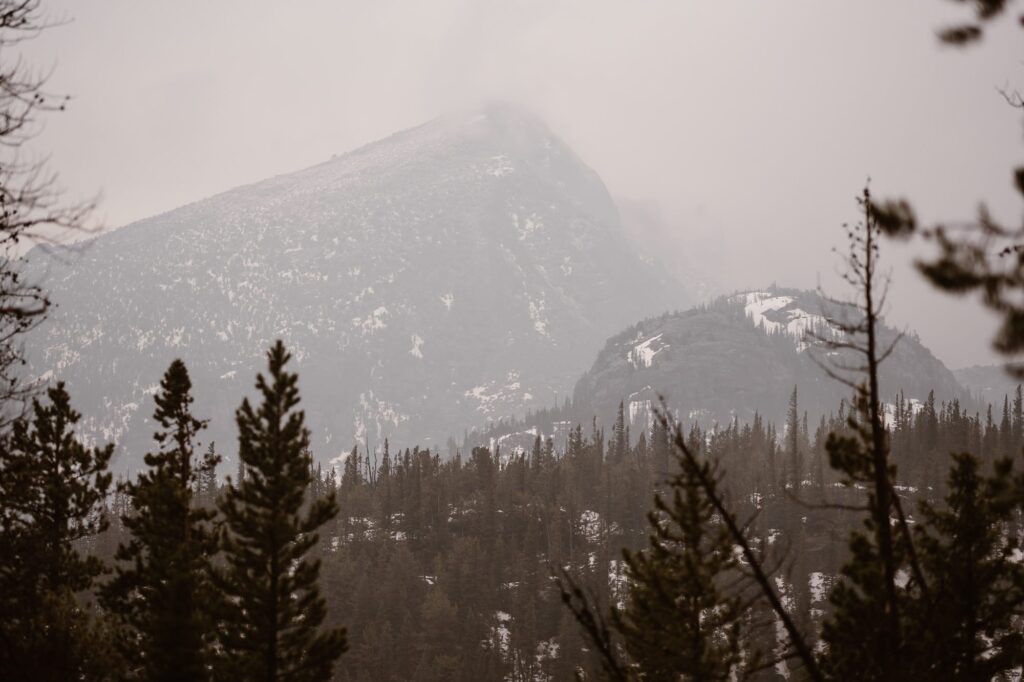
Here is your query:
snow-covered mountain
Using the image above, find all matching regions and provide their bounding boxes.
[571,288,968,433]
[24,102,686,471]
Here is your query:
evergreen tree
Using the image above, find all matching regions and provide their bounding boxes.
[612,437,745,680]
[530,432,542,472]
[198,442,220,500]
[1000,396,1012,457]
[650,417,670,488]
[1013,386,1023,453]
[612,401,628,462]
[103,360,220,681]
[0,382,114,680]
[215,341,346,681]
[817,188,914,681]
[786,385,801,489]
[911,453,1024,679]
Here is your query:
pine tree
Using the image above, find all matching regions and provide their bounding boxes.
[1013,386,1023,454]
[612,401,627,462]
[820,490,915,680]
[1000,395,1012,457]
[530,432,542,472]
[816,188,915,681]
[198,442,220,500]
[215,341,347,681]
[612,438,745,680]
[786,385,801,488]
[983,404,997,459]
[650,416,670,488]
[559,407,817,680]
[103,359,220,681]
[911,453,1024,679]
[0,382,114,680]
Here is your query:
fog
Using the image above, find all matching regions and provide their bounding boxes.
[23,0,1023,369]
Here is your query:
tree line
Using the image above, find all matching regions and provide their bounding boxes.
[8,336,1024,680]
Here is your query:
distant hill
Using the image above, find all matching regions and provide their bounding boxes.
[572,288,968,433]
[23,102,687,472]
[954,364,1022,406]
[463,288,970,456]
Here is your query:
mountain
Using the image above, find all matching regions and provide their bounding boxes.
[571,288,969,434]
[954,364,1022,405]
[24,102,685,471]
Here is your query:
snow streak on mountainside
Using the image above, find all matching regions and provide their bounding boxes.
[573,288,968,434]
[25,102,686,471]
[736,291,834,352]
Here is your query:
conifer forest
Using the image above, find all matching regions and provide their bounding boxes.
[3,1,1024,680]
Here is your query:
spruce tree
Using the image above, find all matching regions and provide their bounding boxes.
[1013,386,1023,453]
[0,382,114,680]
[650,417,670,488]
[198,442,220,501]
[786,385,801,489]
[612,439,745,680]
[215,341,346,681]
[530,432,542,472]
[103,359,220,681]
[612,401,627,462]
[911,453,1024,679]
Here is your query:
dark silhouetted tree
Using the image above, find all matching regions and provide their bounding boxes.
[912,453,1024,678]
[215,341,346,681]
[0,382,113,680]
[0,1,96,422]
[104,360,220,681]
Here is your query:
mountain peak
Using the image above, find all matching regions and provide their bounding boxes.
[26,108,685,471]
[318,100,578,188]
[433,100,551,133]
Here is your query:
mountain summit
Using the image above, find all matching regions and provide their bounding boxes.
[27,103,686,469]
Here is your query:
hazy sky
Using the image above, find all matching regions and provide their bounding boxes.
[21,0,1024,369]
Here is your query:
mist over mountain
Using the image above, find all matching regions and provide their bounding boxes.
[615,199,722,303]
[24,102,686,471]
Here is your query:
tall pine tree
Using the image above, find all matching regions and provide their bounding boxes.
[912,453,1024,679]
[0,382,114,680]
[786,385,801,489]
[104,359,220,681]
[215,341,346,681]
[613,438,746,680]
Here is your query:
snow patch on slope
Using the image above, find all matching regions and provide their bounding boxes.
[627,333,668,368]
[737,291,829,352]
[409,334,424,359]
[528,297,549,337]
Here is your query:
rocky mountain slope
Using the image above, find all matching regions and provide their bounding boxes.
[571,288,969,434]
[24,102,685,471]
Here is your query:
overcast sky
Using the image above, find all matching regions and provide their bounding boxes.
[21,0,1024,369]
